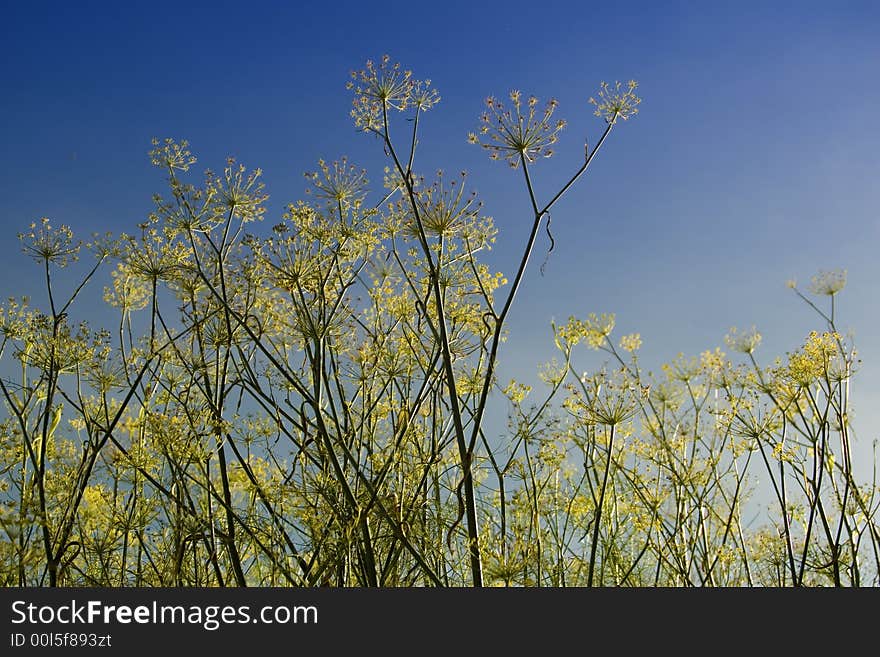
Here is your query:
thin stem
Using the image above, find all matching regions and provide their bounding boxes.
[588,424,615,586]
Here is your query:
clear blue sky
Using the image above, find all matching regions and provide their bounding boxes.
[2,0,879,476]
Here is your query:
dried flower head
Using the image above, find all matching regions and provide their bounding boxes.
[808,269,846,296]
[304,157,368,213]
[469,90,566,168]
[589,80,641,124]
[725,326,762,355]
[410,79,441,112]
[347,55,439,132]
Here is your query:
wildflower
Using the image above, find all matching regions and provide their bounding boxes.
[807,269,846,296]
[120,227,187,284]
[470,90,566,167]
[19,218,80,267]
[649,381,683,411]
[619,333,642,352]
[149,137,196,172]
[725,326,762,355]
[410,79,440,111]
[580,370,637,427]
[103,263,150,311]
[211,159,267,223]
[413,170,481,237]
[700,347,726,372]
[305,157,368,215]
[589,80,641,124]
[503,379,532,404]
[347,55,437,132]
[554,313,615,351]
[666,353,701,383]
[586,313,616,348]
[0,297,31,341]
[787,331,841,385]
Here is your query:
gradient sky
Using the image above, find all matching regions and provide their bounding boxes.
[2,0,879,478]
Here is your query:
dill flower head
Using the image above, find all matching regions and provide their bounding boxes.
[211,158,268,223]
[347,55,439,132]
[304,157,368,214]
[580,369,637,427]
[725,326,762,355]
[19,217,80,267]
[412,170,481,238]
[468,90,566,168]
[409,79,441,112]
[808,269,847,296]
[589,80,641,124]
[149,137,196,172]
[787,330,842,385]
[619,333,642,353]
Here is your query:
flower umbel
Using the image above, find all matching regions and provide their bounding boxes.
[149,137,196,172]
[469,90,566,168]
[808,269,847,296]
[19,218,80,267]
[579,370,637,427]
[347,55,438,132]
[787,330,842,385]
[619,333,642,353]
[412,170,481,238]
[589,80,641,124]
[725,326,762,355]
[210,158,268,224]
[305,157,369,215]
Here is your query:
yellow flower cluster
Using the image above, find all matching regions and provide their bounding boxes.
[19,217,80,267]
[619,333,642,353]
[554,313,615,351]
[503,379,532,404]
[787,331,841,385]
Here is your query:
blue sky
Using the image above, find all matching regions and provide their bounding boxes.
[2,0,879,476]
